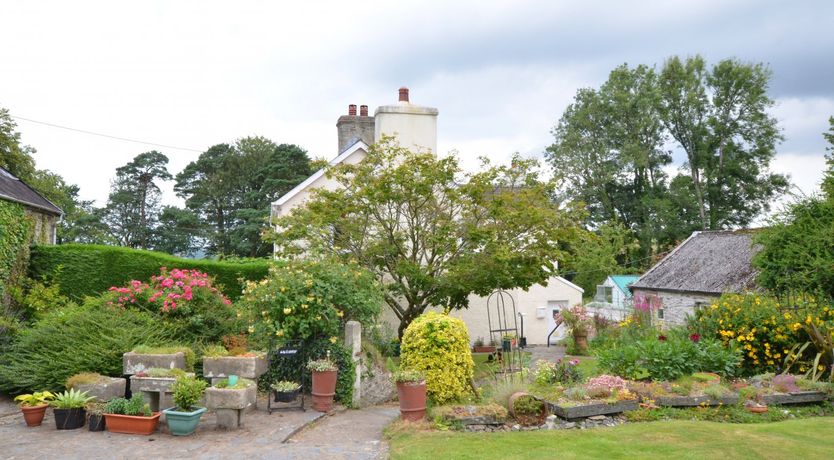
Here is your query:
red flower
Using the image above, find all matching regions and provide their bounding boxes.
[658,335,667,341]
[689,333,701,343]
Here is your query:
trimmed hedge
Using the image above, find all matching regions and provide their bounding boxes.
[29,244,269,301]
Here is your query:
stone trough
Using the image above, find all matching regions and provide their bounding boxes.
[202,355,267,385]
[72,377,127,402]
[205,385,258,430]
[123,352,187,375]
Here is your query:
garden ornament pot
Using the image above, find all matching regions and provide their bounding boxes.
[21,404,48,427]
[228,375,239,386]
[54,408,86,430]
[311,370,337,412]
[104,412,161,435]
[163,406,207,436]
[397,381,427,422]
[88,413,106,432]
[274,388,301,403]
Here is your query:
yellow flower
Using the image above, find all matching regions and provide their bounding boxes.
[806,315,813,325]
[301,304,308,310]
[283,307,292,315]
[819,365,826,371]
[276,330,284,337]
[280,287,286,293]
[329,336,338,344]
[336,310,344,318]
[248,325,255,333]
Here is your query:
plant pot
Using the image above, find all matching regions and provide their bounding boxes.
[273,388,301,403]
[311,370,337,412]
[745,405,768,414]
[104,412,161,435]
[163,406,206,436]
[508,392,545,426]
[502,339,511,352]
[397,381,427,422]
[54,408,86,430]
[88,413,106,432]
[21,404,48,427]
[473,346,496,353]
[573,331,588,353]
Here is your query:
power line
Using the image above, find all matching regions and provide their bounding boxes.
[10,114,203,152]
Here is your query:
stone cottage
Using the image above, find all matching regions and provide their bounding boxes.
[271,88,583,345]
[629,230,761,326]
[0,166,62,244]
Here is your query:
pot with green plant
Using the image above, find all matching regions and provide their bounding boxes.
[393,369,426,421]
[87,402,107,432]
[501,334,516,352]
[308,356,338,412]
[509,393,546,426]
[162,375,208,436]
[51,389,95,430]
[472,337,496,353]
[104,394,160,435]
[271,381,302,403]
[13,391,55,427]
[558,305,592,354]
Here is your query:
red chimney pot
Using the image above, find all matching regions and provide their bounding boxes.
[359,105,368,117]
[348,104,357,116]
[398,87,409,102]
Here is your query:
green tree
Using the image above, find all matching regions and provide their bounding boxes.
[562,222,640,295]
[103,151,172,248]
[0,107,36,180]
[658,55,789,230]
[270,138,580,337]
[153,206,202,256]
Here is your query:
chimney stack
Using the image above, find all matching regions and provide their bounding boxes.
[337,102,375,153]
[398,87,409,102]
[348,104,357,116]
[359,105,368,117]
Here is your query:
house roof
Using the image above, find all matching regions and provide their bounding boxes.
[629,230,761,295]
[609,275,640,298]
[0,167,63,216]
[272,139,369,208]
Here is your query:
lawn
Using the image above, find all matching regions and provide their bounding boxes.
[388,417,834,460]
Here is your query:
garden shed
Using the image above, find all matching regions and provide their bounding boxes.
[629,230,761,326]
[0,166,62,244]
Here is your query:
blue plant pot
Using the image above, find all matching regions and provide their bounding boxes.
[163,406,206,436]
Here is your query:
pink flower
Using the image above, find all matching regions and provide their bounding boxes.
[569,359,580,366]
[689,333,701,343]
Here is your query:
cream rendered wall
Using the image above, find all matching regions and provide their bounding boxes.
[374,104,438,154]
[378,276,583,346]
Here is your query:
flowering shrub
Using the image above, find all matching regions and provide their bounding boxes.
[106,268,239,342]
[241,260,382,344]
[557,305,592,334]
[400,312,474,404]
[533,359,583,385]
[693,293,806,374]
[587,375,628,391]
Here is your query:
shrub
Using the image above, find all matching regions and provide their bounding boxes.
[392,369,424,383]
[271,381,301,392]
[692,293,802,374]
[399,312,474,404]
[595,328,741,381]
[0,201,32,316]
[171,376,207,411]
[105,394,151,416]
[533,359,583,385]
[241,260,382,344]
[28,244,269,301]
[0,301,174,394]
[66,372,109,389]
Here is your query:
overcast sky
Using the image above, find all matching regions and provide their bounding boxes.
[2,0,832,209]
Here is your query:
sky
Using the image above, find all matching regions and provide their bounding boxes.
[1,0,832,210]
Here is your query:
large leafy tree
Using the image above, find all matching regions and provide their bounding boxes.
[658,55,789,230]
[270,138,580,337]
[153,206,202,256]
[103,151,171,248]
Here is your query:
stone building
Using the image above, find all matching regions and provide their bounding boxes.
[629,230,761,326]
[0,166,62,244]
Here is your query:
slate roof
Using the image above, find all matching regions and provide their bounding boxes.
[609,275,641,298]
[629,230,761,295]
[0,167,63,216]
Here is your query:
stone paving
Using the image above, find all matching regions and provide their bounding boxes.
[0,393,399,459]
[526,344,566,364]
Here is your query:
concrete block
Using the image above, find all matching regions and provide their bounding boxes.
[202,355,267,380]
[215,408,245,429]
[205,385,257,411]
[74,377,126,402]
[123,352,186,375]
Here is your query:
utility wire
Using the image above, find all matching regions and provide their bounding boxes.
[10,114,203,152]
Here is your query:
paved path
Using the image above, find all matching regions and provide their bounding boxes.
[526,344,566,364]
[0,393,399,459]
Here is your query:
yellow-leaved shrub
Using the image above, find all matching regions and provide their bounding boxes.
[399,311,474,404]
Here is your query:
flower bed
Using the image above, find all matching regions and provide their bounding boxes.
[538,374,639,420]
[433,404,509,426]
[630,375,739,407]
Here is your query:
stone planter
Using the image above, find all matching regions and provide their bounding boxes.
[205,385,257,430]
[654,394,739,407]
[202,355,267,385]
[547,399,638,420]
[760,391,827,406]
[123,352,186,375]
[130,374,194,412]
[73,377,126,402]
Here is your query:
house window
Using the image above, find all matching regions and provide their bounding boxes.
[595,285,613,303]
[657,308,664,319]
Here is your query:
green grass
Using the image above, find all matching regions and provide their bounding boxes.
[389,417,834,459]
[472,352,532,380]
[566,355,599,378]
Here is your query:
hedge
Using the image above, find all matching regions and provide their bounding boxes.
[29,244,269,301]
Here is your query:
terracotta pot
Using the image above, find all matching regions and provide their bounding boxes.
[746,405,768,414]
[104,412,161,435]
[397,381,427,422]
[311,370,338,412]
[573,330,589,352]
[473,346,496,353]
[508,392,546,426]
[21,404,48,427]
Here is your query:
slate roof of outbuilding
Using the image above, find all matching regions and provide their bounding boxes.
[0,166,63,216]
[629,230,761,295]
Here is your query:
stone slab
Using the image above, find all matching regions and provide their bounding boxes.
[761,391,827,406]
[73,377,126,402]
[123,352,186,375]
[655,394,739,407]
[546,399,638,420]
[202,355,267,380]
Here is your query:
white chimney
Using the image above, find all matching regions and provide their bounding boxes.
[374,87,438,154]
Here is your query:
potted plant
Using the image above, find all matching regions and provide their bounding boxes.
[501,334,516,352]
[558,305,591,354]
[13,391,55,427]
[103,394,160,435]
[87,402,107,432]
[307,356,338,412]
[509,392,546,426]
[163,375,208,436]
[472,337,496,353]
[393,369,426,421]
[51,388,95,430]
[271,381,302,403]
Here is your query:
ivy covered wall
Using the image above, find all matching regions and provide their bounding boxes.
[0,200,33,312]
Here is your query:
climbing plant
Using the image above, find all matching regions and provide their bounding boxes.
[0,201,33,311]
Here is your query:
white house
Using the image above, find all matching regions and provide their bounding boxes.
[584,274,640,322]
[271,88,583,345]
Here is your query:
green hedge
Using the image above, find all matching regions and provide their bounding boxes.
[29,244,269,301]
